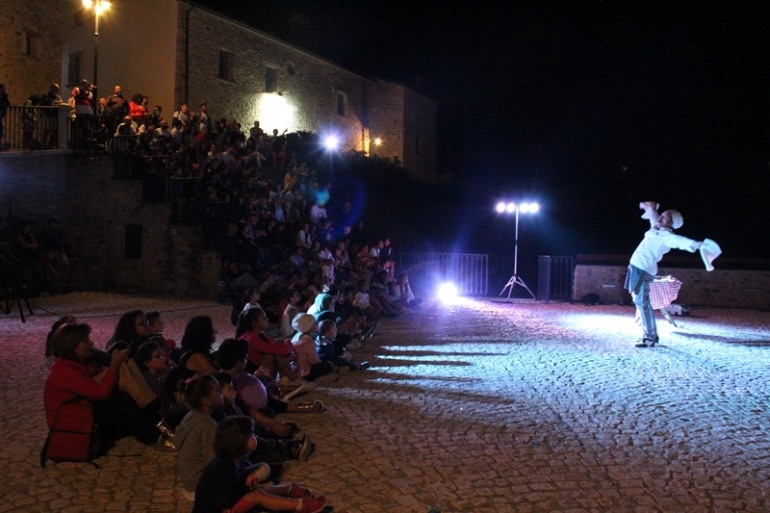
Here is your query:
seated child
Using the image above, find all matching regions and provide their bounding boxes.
[175,374,223,499]
[212,371,314,464]
[145,310,179,362]
[290,314,335,384]
[317,319,369,372]
[193,415,327,513]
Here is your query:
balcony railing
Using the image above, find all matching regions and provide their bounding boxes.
[0,105,69,151]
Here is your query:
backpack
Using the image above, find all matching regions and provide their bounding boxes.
[40,398,102,467]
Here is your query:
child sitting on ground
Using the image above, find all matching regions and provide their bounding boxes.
[290,314,335,384]
[174,374,223,500]
[145,310,178,362]
[317,319,369,372]
[193,415,327,513]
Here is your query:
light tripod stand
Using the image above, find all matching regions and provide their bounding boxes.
[498,202,537,301]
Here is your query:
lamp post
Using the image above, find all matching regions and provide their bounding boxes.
[496,201,539,301]
[83,0,110,93]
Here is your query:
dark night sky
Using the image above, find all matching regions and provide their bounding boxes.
[196,1,770,259]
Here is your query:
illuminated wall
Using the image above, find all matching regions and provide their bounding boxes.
[0,0,68,100]
[53,0,437,176]
[62,0,178,114]
[179,5,366,154]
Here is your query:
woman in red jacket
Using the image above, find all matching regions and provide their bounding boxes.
[128,93,148,127]
[235,307,302,384]
[44,323,129,452]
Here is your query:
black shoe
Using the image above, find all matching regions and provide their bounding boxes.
[635,337,658,348]
[289,433,314,462]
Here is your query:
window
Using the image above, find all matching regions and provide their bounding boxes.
[21,31,41,58]
[125,225,143,259]
[336,91,347,116]
[265,66,278,93]
[218,50,233,81]
[67,53,82,87]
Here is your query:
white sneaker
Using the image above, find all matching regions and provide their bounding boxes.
[281,379,316,401]
[247,462,271,484]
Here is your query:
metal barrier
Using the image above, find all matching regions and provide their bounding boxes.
[536,255,575,302]
[398,252,489,296]
[0,105,69,150]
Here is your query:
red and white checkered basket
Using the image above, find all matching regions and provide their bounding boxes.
[650,275,682,310]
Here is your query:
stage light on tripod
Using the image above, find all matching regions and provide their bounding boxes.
[495,198,540,301]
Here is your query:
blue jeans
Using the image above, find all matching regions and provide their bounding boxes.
[626,265,657,340]
[632,279,657,340]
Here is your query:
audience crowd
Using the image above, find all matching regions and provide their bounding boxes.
[34,80,423,513]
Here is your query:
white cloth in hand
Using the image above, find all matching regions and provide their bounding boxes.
[699,238,722,271]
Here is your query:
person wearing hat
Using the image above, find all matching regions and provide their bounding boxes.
[625,201,705,348]
[70,79,94,115]
[290,313,336,385]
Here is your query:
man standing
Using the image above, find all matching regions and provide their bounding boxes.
[625,202,705,348]
[106,85,128,132]
[40,83,62,148]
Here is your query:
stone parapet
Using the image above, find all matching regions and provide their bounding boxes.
[573,264,770,309]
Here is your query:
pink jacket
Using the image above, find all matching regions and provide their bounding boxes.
[43,358,117,428]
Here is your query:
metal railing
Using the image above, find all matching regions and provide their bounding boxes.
[0,105,69,150]
[536,255,575,302]
[399,252,489,296]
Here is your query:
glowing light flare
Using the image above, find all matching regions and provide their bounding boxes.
[437,282,460,303]
[496,201,540,215]
[314,188,329,207]
[256,93,296,134]
[83,0,110,15]
[374,137,383,146]
[324,135,339,151]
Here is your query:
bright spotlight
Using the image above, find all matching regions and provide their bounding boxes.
[495,197,540,301]
[520,202,539,214]
[324,135,339,151]
[437,282,459,302]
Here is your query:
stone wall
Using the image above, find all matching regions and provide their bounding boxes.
[573,264,770,310]
[365,80,405,161]
[180,6,366,148]
[0,152,220,299]
[1,0,68,102]
[174,3,436,176]
[403,87,438,180]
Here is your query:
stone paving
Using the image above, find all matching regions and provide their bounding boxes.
[1,292,769,513]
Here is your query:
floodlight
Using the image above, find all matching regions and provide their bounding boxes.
[496,199,540,301]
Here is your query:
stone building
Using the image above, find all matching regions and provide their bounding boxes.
[1,0,436,178]
[0,0,69,99]
[56,0,437,178]
[0,0,438,298]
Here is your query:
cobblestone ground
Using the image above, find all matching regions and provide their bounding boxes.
[1,292,769,513]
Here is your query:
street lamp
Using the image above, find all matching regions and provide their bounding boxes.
[496,200,539,301]
[82,0,110,93]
